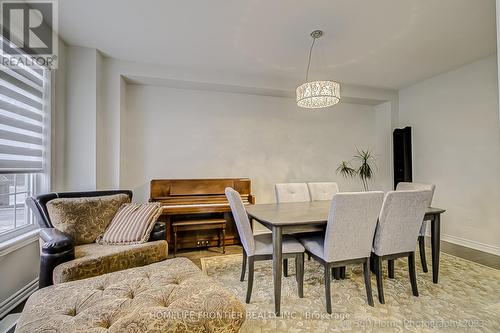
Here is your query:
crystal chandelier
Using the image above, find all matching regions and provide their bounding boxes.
[296,30,340,109]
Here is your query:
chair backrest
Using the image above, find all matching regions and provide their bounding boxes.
[323,191,384,262]
[307,182,339,201]
[372,190,433,256]
[225,187,255,256]
[396,182,435,207]
[275,183,310,203]
[26,190,133,228]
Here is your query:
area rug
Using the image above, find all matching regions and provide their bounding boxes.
[201,250,500,332]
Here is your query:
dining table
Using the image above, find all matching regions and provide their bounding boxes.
[246,200,446,315]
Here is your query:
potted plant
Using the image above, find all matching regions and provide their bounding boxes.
[336,148,376,191]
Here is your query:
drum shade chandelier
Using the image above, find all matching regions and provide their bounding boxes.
[296,30,340,109]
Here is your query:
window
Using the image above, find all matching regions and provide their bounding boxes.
[0,174,36,234]
[0,37,51,240]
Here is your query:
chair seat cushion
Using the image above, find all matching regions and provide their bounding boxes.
[299,234,325,259]
[254,233,304,255]
[52,241,168,284]
[17,258,245,333]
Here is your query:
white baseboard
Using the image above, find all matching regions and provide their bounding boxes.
[0,278,38,319]
[440,234,500,256]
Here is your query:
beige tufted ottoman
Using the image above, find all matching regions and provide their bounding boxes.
[16,258,245,332]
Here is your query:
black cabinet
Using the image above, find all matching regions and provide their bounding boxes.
[393,126,412,188]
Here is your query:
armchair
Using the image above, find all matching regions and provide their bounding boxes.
[27,190,167,288]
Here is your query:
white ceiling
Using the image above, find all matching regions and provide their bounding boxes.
[59,0,497,89]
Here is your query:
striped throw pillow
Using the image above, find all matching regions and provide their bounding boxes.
[97,202,162,245]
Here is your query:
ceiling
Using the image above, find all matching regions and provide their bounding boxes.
[59,0,497,90]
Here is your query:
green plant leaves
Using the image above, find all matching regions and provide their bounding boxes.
[337,148,377,191]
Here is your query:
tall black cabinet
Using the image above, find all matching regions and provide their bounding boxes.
[393,126,412,189]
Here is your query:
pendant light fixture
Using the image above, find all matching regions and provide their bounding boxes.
[296,30,340,109]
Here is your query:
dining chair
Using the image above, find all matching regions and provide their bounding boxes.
[298,191,384,314]
[225,187,305,303]
[371,190,433,304]
[275,182,318,273]
[395,182,436,273]
[307,182,339,201]
[275,183,311,203]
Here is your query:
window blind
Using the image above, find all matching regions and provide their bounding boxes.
[0,39,49,174]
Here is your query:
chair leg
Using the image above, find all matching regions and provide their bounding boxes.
[246,257,254,303]
[363,258,374,307]
[222,228,226,254]
[283,259,289,277]
[418,236,428,273]
[240,250,247,282]
[333,267,341,280]
[370,255,376,274]
[375,255,385,304]
[408,252,419,297]
[173,229,178,258]
[388,259,395,278]
[324,263,332,314]
[296,254,304,298]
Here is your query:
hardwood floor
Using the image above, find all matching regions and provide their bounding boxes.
[169,245,243,268]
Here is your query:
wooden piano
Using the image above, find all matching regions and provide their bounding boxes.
[150,178,256,253]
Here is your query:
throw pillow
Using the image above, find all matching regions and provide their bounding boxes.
[46,194,130,245]
[97,202,162,245]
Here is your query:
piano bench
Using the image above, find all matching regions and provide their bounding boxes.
[172,219,226,257]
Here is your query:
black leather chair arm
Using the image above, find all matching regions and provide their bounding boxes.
[149,221,166,242]
[39,228,74,254]
[39,228,75,289]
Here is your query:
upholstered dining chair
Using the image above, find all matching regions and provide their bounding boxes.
[225,187,305,304]
[371,190,433,304]
[307,182,339,201]
[275,183,310,203]
[298,191,384,314]
[395,182,436,273]
[275,182,318,273]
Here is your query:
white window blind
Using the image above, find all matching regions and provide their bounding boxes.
[0,39,50,174]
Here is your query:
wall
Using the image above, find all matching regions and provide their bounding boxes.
[64,46,100,190]
[399,55,500,254]
[0,239,39,317]
[99,57,399,191]
[122,84,390,203]
[497,0,500,122]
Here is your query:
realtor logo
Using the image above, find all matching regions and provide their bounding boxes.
[1,0,58,68]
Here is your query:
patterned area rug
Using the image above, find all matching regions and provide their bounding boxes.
[201,250,500,332]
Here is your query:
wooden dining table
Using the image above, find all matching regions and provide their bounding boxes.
[246,201,445,315]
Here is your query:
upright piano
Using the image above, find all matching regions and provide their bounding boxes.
[150,178,256,251]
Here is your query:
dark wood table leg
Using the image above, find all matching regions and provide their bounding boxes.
[388,259,395,278]
[272,226,282,316]
[431,214,441,283]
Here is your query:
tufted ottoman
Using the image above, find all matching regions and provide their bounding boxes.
[16,258,245,332]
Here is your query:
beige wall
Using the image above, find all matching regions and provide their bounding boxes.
[399,55,500,254]
[64,46,99,190]
[122,84,391,203]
